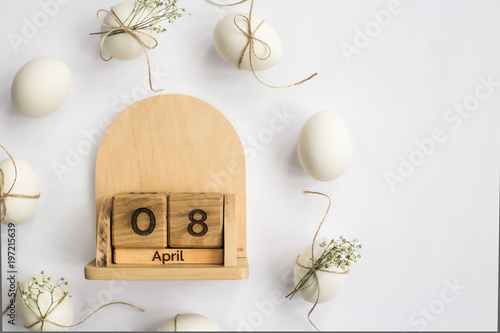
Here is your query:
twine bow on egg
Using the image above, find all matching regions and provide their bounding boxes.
[232,13,271,70]
[0,145,40,223]
[207,0,317,88]
[96,8,163,93]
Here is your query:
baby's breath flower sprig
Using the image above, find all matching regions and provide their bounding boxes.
[20,271,70,331]
[90,0,187,37]
[286,236,362,300]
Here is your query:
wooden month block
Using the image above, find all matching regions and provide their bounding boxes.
[169,193,223,248]
[114,248,224,265]
[112,192,167,248]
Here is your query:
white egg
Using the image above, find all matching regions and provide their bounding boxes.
[297,111,352,182]
[213,13,282,71]
[157,313,219,331]
[294,238,348,304]
[0,158,40,225]
[16,278,74,331]
[100,0,160,60]
[11,57,72,118]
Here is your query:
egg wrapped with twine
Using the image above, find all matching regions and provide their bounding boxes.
[213,13,283,71]
[293,238,349,304]
[286,191,362,331]
[99,0,160,60]
[157,313,219,331]
[16,273,74,331]
[0,154,40,225]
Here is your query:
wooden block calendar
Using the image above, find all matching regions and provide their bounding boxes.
[84,94,248,280]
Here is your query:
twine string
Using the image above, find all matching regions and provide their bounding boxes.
[234,15,270,69]
[96,8,163,93]
[5,282,144,329]
[299,191,347,332]
[0,145,40,223]
[207,0,317,88]
[174,313,181,331]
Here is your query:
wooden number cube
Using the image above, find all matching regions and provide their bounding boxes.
[112,193,167,248]
[169,193,223,248]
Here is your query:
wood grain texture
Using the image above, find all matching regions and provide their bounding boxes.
[96,197,112,267]
[112,192,167,248]
[114,248,224,264]
[169,193,223,248]
[85,258,249,280]
[94,94,246,257]
[87,94,248,280]
[224,194,237,267]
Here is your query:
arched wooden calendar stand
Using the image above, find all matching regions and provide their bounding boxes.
[84,94,248,280]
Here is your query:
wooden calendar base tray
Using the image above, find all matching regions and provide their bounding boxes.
[84,258,249,280]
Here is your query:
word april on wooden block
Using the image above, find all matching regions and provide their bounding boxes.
[114,248,224,265]
[112,193,167,248]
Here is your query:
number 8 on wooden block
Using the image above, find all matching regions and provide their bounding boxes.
[112,193,168,248]
[169,193,223,248]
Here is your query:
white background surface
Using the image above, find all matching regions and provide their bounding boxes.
[1,0,499,331]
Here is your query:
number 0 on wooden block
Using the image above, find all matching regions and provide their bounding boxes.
[112,193,168,248]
